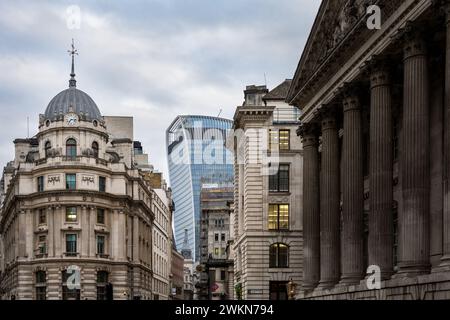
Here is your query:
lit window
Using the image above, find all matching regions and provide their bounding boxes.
[66,174,76,190]
[269,243,289,268]
[214,248,219,256]
[269,130,290,151]
[66,207,77,222]
[268,204,289,231]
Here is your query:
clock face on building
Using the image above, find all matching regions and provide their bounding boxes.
[66,114,78,126]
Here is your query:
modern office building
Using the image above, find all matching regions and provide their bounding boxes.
[166,116,234,261]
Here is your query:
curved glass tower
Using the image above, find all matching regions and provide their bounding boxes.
[166,116,234,261]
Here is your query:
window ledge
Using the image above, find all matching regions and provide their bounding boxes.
[268,268,291,273]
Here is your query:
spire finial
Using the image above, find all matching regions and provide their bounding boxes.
[68,38,78,87]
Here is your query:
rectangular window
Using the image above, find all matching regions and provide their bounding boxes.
[269,130,290,151]
[279,130,290,150]
[37,176,44,192]
[220,270,226,281]
[38,235,47,255]
[62,271,80,300]
[215,233,219,242]
[35,271,46,300]
[221,247,226,256]
[66,234,77,254]
[221,233,225,241]
[268,204,289,231]
[269,164,290,192]
[97,208,105,224]
[269,281,288,301]
[66,174,76,190]
[214,248,219,256]
[97,271,109,300]
[66,207,77,222]
[97,235,105,255]
[99,176,106,192]
[38,209,46,224]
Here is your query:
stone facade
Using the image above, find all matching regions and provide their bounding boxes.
[287,0,450,300]
[0,55,172,300]
[198,185,234,300]
[229,81,303,300]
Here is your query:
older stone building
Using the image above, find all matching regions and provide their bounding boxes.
[229,80,303,300]
[287,0,450,300]
[197,185,234,300]
[0,44,171,300]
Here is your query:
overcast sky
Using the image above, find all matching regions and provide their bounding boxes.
[0,0,320,182]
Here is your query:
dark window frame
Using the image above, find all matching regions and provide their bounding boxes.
[269,164,290,193]
[66,138,77,158]
[37,176,44,192]
[268,204,289,231]
[65,233,77,254]
[269,243,289,268]
[99,176,106,192]
[66,173,76,190]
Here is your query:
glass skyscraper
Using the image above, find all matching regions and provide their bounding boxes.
[166,115,234,261]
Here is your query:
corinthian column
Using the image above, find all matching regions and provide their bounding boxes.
[399,26,430,275]
[318,108,340,289]
[340,89,364,284]
[440,0,450,268]
[297,122,320,290]
[369,60,393,280]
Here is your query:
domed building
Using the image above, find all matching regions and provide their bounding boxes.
[0,44,172,300]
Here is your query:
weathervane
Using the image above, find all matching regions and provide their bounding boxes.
[68,39,78,87]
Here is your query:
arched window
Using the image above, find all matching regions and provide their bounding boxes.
[269,243,289,268]
[44,141,51,158]
[92,141,99,158]
[66,139,77,158]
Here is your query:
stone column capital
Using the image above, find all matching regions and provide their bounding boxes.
[297,122,320,138]
[433,0,450,22]
[401,23,427,59]
[341,84,362,113]
[318,105,338,130]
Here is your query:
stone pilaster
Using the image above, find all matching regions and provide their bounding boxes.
[368,61,394,279]
[297,122,320,290]
[399,27,430,275]
[440,0,450,268]
[340,89,364,284]
[318,108,340,289]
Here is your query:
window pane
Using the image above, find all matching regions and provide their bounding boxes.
[97,209,105,224]
[269,245,277,268]
[279,130,290,150]
[66,234,77,253]
[39,209,46,224]
[66,207,77,222]
[97,236,105,254]
[269,130,278,151]
[66,139,77,157]
[269,172,278,192]
[99,176,106,192]
[279,205,289,230]
[279,244,289,268]
[268,205,278,230]
[279,165,290,192]
[66,174,76,190]
[37,176,44,192]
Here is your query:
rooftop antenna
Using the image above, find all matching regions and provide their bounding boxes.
[217,108,222,117]
[264,72,267,87]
